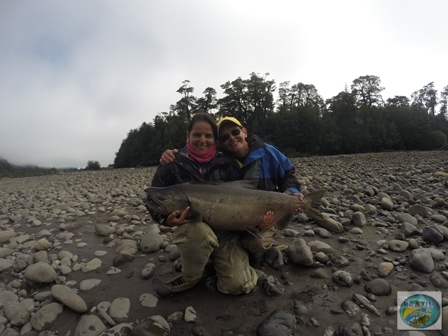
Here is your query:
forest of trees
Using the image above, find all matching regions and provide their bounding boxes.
[0,157,60,178]
[114,73,448,168]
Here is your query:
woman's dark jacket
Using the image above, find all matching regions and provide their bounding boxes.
[147,147,240,224]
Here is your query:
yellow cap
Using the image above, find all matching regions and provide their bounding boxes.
[217,117,243,132]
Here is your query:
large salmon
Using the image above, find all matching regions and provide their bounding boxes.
[143,181,325,231]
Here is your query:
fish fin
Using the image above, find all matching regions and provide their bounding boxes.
[275,214,294,230]
[186,209,202,223]
[305,207,325,222]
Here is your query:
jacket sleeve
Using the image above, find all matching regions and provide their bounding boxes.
[281,164,302,194]
[145,164,172,225]
[269,146,302,194]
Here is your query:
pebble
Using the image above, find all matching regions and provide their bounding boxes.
[74,314,107,335]
[256,310,296,336]
[332,270,353,287]
[80,278,102,291]
[109,297,131,323]
[133,316,170,335]
[378,262,394,277]
[409,248,435,273]
[288,238,313,266]
[351,212,367,227]
[23,261,58,283]
[400,222,419,236]
[388,239,409,252]
[51,284,88,313]
[341,300,360,317]
[422,226,444,244]
[364,278,392,296]
[30,302,63,331]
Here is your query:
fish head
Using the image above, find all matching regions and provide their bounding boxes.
[144,186,190,215]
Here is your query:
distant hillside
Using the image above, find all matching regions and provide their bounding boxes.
[0,157,13,171]
[0,157,62,178]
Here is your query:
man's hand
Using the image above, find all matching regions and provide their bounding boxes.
[160,149,178,165]
[166,206,190,226]
[258,210,275,231]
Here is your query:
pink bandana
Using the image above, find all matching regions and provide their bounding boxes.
[186,142,217,164]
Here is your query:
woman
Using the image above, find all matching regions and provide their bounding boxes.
[216,116,303,253]
[160,116,303,254]
[147,113,261,297]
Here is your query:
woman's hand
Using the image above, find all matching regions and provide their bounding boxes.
[293,192,304,213]
[258,210,275,231]
[160,149,178,165]
[165,206,190,226]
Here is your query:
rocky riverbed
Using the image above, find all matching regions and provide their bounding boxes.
[0,151,448,336]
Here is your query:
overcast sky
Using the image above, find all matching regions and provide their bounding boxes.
[1,0,447,168]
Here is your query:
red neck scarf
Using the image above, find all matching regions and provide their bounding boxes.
[186,142,217,164]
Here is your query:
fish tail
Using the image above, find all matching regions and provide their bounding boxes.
[305,189,326,203]
[302,189,326,221]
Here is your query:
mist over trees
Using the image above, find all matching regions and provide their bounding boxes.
[0,157,60,178]
[114,73,448,168]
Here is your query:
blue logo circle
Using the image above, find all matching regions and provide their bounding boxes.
[400,294,441,328]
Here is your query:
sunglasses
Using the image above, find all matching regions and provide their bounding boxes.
[218,128,242,142]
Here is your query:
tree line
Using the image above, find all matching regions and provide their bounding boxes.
[0,158,60,178]
[114,73,448,168]
[0,158,102,179]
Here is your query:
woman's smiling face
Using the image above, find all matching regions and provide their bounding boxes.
[187,120,215,153]
[218,122,249,159]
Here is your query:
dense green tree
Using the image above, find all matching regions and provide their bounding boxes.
[384,103,430,150]
[196,87,218,114]
[358,106,387,151]
[411,82,438,116]
[351,75,384,108]
[218,73,275,133]
[277,81,291,111]
[440,85,448,116]
[430,113,448,139]
[86,160,101,170]
[246,73,276,135]
[114,121,165,167]
[277,81,323,111]
[218,77,250,122]
[291,83,323,109]
[174,80,197,122]
[319,109,340,154]
[421,130,447,149]
[386,96,410,108]
[326,91,364,153]
[295,105,322,154]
